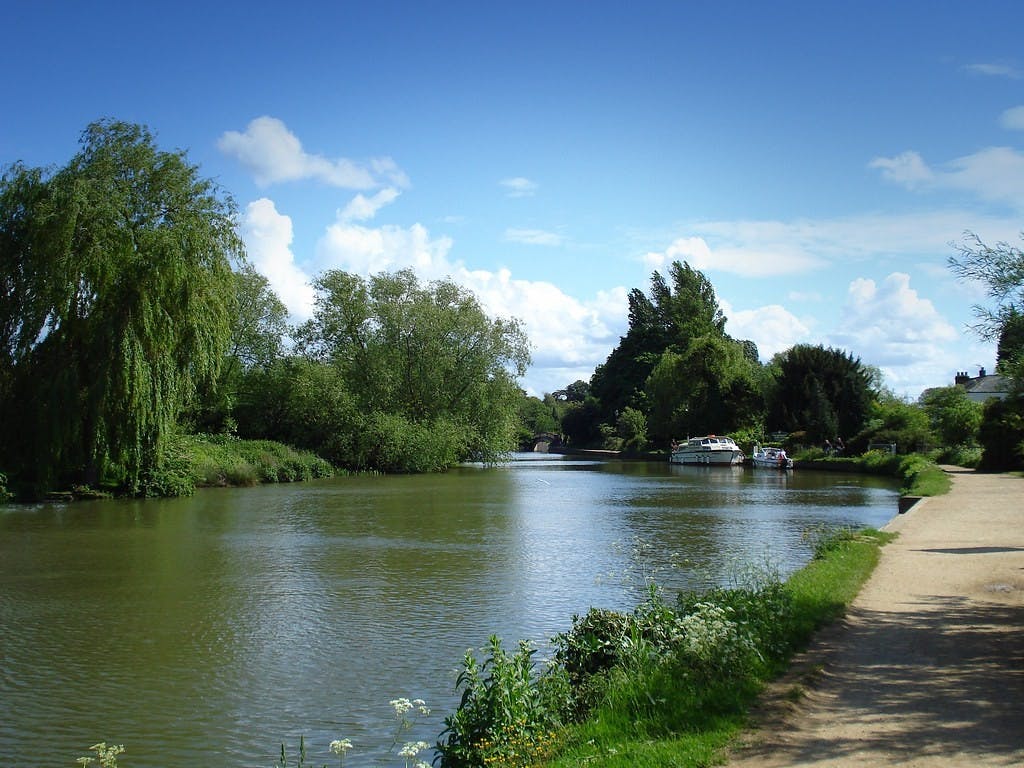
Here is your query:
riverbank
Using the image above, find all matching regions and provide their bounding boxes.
[726,467,1024,767]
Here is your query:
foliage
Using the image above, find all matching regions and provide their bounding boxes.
[767,344,874,444]
[517,393,561,444]
[898,455,951,496]
[645,335,764,443]
[590,261,732,426]
[977,395,1024,470]
[935,442,982,468]
[615,407,648,452]
[552,380,591,403]
[437,636,563,768]
[538,534,890,768]
[0,120,240,496]
[852,393,935,455]
[190,264,291,432]
[76,742,125,768]
[559,397,604,446]
[996,306,1024,374]
[919,385,983,448]
[292,269,530,469]
[138,432,332,496]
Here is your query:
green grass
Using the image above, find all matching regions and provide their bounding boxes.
[531,529,895,768]
[143,433,334,496]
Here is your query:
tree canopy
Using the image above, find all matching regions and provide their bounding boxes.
[767,344,874,444]
[285,268,531,469]
[590,261,730,422]
[0,120,241,494]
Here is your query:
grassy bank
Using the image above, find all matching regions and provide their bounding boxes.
[143,433,334,497]
[436,528,895,768]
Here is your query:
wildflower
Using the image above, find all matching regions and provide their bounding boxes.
[398,740,430,758]
[412,698,431,716]
[390,697,414,716]
[329,738,353,754]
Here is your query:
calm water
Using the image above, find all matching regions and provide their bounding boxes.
[0,456,897,767]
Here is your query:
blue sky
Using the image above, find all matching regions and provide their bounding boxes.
[4,1,1023,398]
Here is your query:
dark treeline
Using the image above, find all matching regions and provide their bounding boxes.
[3,120,1023,500]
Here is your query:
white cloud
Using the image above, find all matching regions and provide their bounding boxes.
[1000,106,1024,130]
[828,272,960,394]
[964,62,1022,79]
[504,228,565,246]
[238,198,315,319]
[868,151,933,187]
[870,146,1024,208]
[721,302,812,360]
[464,269,627,395]
[316,218,454,277]
[500,177,538,197]
[643,230,825,277]
[219,116,409,189]
[339,188,401,222]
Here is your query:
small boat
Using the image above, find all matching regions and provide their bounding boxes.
[670,435,744,466]
[751,445,793,469]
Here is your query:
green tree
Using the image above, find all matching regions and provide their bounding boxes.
[768,344,873,445]
[995,306,1024,374]
[517,392,561,444]
[591,261,728,423]
[853,394,934,454]
[615,406,648,452]
[0,120,241,495]
[191,264,290,432]
[294,269,530,468]
[919,386,983,447]
[645,335,763,444]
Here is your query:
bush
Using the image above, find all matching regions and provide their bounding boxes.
[978,396,1024,471]
[437,636,563,768]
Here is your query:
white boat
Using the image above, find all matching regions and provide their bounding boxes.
[751,445,793,469]
[670,435,744,465]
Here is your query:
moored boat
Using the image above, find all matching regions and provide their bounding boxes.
[670,435,744,465]
[751,445,793,469]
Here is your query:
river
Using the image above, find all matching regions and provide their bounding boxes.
[0,455,898,767]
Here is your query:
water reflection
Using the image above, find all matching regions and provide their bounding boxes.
[0,457,897,767]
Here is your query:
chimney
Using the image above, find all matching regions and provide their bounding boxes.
[955,371,970,386]
[978,366,986,378]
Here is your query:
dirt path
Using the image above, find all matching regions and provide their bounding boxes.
[727,468,1024,767]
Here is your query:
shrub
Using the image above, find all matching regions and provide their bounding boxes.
[437,636,562,768]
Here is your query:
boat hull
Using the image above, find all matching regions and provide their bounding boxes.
[670,435,744,466]
[751,447,793,469]
[670,449,744,466]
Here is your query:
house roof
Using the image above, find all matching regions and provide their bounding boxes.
[964,374,1009,395]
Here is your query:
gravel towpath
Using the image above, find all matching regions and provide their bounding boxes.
[726,468,1024,768]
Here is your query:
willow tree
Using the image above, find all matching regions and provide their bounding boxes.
[0,120,241,495]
